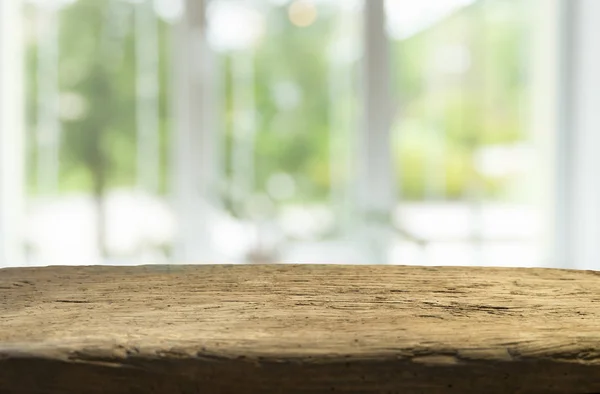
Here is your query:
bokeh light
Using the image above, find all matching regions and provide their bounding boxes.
[288,0,317,28]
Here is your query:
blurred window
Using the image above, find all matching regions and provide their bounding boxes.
[2,0,549,267]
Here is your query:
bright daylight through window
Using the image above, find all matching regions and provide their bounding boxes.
[0,0,560,268]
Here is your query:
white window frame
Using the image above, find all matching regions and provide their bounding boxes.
[0,0,25,267]
[528,0,600,270]
[170,0,223,262]
[553,0,600,270]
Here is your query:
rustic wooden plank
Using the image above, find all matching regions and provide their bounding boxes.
[1,264,600,394]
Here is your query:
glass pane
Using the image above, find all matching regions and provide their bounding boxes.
[22,0,174,264]
[387,0,542,266]
[209,0,362,262]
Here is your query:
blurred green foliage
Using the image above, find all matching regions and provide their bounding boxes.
[25,0,529,204]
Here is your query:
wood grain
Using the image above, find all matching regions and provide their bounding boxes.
[1,264,600,394]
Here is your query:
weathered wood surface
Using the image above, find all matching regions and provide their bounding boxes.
[1,264,600,394]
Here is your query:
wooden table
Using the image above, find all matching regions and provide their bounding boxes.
[1,264,600,393]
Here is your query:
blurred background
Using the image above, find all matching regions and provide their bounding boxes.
[0,0,597,269]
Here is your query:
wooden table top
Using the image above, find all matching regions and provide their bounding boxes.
[1,264,600,393]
